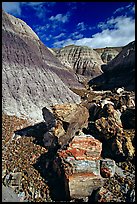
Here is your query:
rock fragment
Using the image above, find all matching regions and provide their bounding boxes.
[43,104,89,148]
[100,158,115,178]
[93,103,135,160]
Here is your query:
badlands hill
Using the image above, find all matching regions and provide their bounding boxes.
[94,47,122,64]
[53,45,123,79]
[53,45,104,79]
[2,10,82,122]
[89,41,135,91]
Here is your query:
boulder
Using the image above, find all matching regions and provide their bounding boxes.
[66,173,104,199]
[43,104,89,148]
[59,135,102,161]
[94,104,135,160]
[95,104,123,139]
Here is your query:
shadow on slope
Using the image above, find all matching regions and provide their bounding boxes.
[14,122,48,147]
[33,150,71,201]
[13,122,71,201]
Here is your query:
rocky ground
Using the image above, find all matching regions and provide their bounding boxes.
[2,114,51,202]
[2,88,135,202]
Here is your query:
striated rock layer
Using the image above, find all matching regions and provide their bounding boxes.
[94,47,122,64]
[53,45,104,79]
[2,11,82,122]
[89,41,135,91]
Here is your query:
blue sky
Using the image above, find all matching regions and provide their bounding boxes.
[2,2,135,48]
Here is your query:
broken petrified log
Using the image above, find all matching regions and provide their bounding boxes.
[95,104,123,140]
[52,134,105,200]
[42,104,89,148]
[60,135,102,160]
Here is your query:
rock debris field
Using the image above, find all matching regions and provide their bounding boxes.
[2,89,135,202]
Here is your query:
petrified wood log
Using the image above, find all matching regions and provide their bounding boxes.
[52,134,104,200]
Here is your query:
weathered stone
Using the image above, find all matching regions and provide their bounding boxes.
[115,164,125,177]
[116,87,125,94]
[60,135,102,161]
[93,103,135,160]
[42,107,56,129]
[99,99,114,108]
[108,92,135,114]
[126,188,135,202]
[43,131,58,149]
[43,104,89,148]
[52,103,78,122]
[3,172,22,189]
[100,158,115,178]
[2,185,25,202]
[68,173,104,199]
[106,134,135,160]
[95,104,123,139]
[52,103,88,124]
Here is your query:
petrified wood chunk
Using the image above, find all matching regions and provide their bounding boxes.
[68,173,104,199]
[100,158,115,178]
[52,134,104,200]
[43,104,89,148]
[60,135,102,160]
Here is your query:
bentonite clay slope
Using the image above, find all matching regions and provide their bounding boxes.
[94,47,122,64]
[53,45,104,78]
[89,41,135,91]
[2,11,81,122]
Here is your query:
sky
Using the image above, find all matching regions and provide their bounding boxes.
[2,2,135,49]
